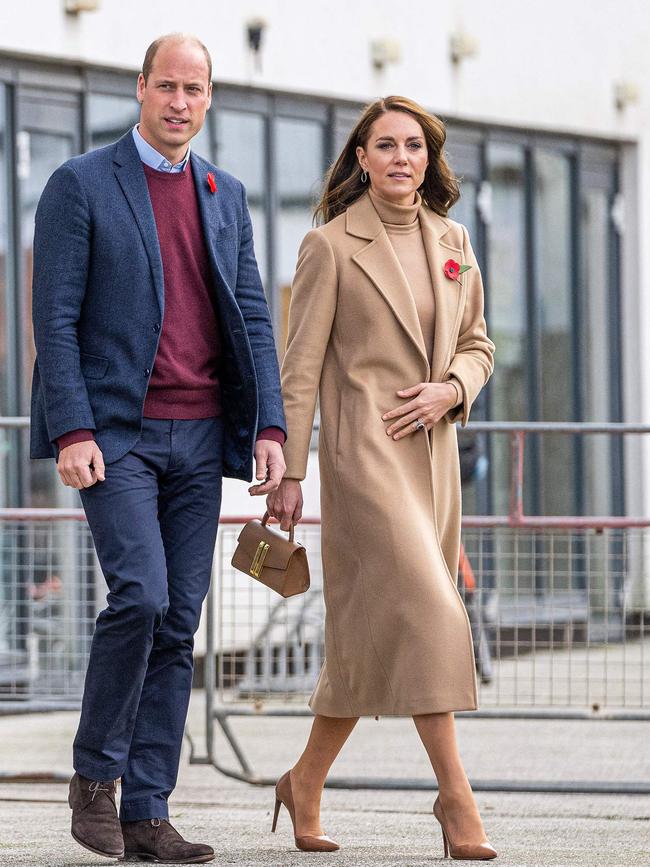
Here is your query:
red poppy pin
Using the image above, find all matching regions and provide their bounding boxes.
[443,258,472,284]
[207,172,217,194]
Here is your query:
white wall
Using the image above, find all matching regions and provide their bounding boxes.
[1,1,648,138]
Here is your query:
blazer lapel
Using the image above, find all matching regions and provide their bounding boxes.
[419,207,466,382]
[112,133,164,316]
[348,194,430,373]
[190,154,235,295]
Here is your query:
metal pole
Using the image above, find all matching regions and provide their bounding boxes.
[509,430,525,524]
[204,551,217,765]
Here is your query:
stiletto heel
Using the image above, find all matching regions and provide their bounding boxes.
[433,796,497,860]
[272,770,340,852]
[441,827,449,858]
[271,798,282,833]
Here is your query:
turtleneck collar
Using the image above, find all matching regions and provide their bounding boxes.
[368,187,421,226]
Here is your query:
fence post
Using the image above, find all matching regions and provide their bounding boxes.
[510,430,525,524]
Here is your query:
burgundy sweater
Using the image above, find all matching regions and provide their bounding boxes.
[143,164,222,418]
[58,163,284,450]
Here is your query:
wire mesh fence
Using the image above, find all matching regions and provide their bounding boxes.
[213,521,648,713]
[1,514,647,715]
[0,514,99,711]
[215,520,324,705]
[2,420,648,793]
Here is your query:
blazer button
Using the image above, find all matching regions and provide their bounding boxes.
[144,368,151,376]
[153,323,160,332]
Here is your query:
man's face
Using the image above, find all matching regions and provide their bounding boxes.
[136,40,212,161]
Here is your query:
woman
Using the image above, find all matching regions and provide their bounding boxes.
[266,95,496,860]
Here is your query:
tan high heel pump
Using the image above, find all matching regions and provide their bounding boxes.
[271,771,340,852]
[433,796,497,860]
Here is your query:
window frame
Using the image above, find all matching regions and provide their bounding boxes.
[0,55,631,514]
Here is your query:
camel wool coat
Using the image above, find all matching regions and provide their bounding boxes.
[281,191,495,717]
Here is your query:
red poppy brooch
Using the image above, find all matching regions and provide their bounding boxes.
[444,258,472,284]
[207,172,217,194]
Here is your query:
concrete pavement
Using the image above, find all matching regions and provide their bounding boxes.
[0,695,648,867]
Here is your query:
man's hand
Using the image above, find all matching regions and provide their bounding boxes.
[382,382,459,440]
[57,441,106,489]
[266,479,303,531]
[248,439,286,496]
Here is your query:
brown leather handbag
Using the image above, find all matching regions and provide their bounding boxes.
[231,512,310,598]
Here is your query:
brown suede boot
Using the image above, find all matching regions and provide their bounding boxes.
[68,772,124,858]
[120,818,214,863]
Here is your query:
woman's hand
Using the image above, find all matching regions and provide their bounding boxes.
[266,478,304,531]
[382,382,459,440]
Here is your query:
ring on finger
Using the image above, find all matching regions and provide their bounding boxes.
[415,418,426,432]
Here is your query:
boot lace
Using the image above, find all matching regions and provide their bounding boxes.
[88,780,113,801]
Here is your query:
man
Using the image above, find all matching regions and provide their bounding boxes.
[30,33,286,863]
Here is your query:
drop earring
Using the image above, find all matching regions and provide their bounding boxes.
[360,169,368,183]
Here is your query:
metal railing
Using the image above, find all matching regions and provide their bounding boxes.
[0,420,648,794]
[209,522,647,714]
[196,422,650,794]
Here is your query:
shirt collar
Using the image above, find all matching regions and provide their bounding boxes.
[132,124,190,173]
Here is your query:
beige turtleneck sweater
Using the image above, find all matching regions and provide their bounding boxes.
[368,188,436,362]
[368,188,461,409]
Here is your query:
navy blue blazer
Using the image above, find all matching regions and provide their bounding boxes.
[30,131,286,481]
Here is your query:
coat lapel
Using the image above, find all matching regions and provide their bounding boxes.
[112,133,164,316]
[348,194,430,372]
[418,207,466,382]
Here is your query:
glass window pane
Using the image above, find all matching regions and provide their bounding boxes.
[0,85,9,507]
[20,129,77,508]
[21,132,74,411]
[534,149,575,514]
[275,117,324,352]
[190,106,212,161]
[450,180,477,241]
[581,183,613,514]
[450,182,487,515]
[88,93,212,160]
[487,143,528,514]
[0,85,8,416]
[217,110,266,281]
[88,94,140,150]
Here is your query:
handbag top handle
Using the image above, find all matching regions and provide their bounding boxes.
[261,510,295,543]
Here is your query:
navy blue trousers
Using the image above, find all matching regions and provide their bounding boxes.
[74,418,223,821]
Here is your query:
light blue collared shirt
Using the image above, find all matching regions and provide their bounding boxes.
[132,124,190,173]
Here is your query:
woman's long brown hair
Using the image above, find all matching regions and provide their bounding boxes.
[314,95,460,224]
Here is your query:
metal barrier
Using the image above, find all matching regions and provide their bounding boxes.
[197,519,649,794]
[209,522,647,714]
[0,421,648,794]
[0,509,99,714]
[196,422,650,795]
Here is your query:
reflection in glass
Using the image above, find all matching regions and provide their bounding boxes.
[534,149,574,514]
[275,118,324,352]
[88,94,212,160]
[88,94,140,150]
[189,107,212,161]
[21,131,75,507]
[0,86,7,418]
[217,111,267,281]
[450,181,483,515]
[581,186,613,514]
[450,180,477,242]
[0,86,8,508]
[487,143,528,514]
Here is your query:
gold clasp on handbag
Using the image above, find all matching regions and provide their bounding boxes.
[250,541,270,578]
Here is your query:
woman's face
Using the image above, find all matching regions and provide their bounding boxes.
[356,110,429,205]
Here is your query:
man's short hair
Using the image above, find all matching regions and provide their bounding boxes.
[142,34,212,85]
